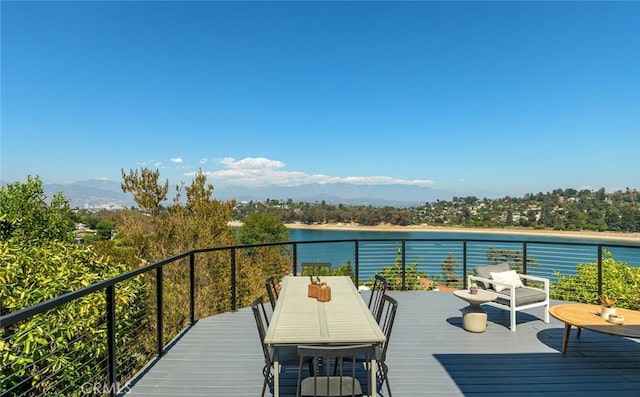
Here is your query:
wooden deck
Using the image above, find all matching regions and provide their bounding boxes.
[123,291,640,396]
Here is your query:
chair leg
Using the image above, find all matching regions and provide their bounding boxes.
[375,363,391,397]
[544,303,550,323]
[261,365,271,397]
[386,378,392,397]
[384,365,392,397]
[261,378,267,397]
[510,310,516,332]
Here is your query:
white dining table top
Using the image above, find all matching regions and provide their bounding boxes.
[264,276,386,346]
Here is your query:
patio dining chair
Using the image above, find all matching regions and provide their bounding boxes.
[265,276,280,311]
[252,296,311,396]
[368,274,389,321]
[296,344,376,397]
[339,294,398,396]
[374,294,398,397]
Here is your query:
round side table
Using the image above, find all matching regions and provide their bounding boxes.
[453,289,498,332]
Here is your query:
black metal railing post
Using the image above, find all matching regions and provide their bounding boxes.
[462,241,468,289]
[156,267,164,357]
[401,240,407,290]
[523,242,528,274]
[231,247,237,311]
[189,253,195,324]
[597,245,603,295]
[105,285,116,397]
[292,243,298,275]
[354,240,360,287]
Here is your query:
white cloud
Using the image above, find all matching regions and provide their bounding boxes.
[219,157,285,170]
[137,160,164,169]
[185,156,434,187]
[170,157,184,164]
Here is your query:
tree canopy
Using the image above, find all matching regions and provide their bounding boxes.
[121,167,168,215]
[238,212,289,246]
[1,176,148,395]
[0,176,74,244]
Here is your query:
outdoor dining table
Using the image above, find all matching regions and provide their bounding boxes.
[264,275,386,397]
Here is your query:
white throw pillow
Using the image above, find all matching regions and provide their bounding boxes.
[489,270,523,293]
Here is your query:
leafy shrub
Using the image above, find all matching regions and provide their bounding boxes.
[373,249,428,290]
[551,250,640,310]
[0,176,74,244]
[0,239,149,395]
[1,176,150,395]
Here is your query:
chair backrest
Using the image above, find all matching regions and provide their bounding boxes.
[296,344,376,397]
[251,296,272,366]
[265,276,279,310]
[368,274,389,321]
[376,294,398,363]
[300,262,332,276]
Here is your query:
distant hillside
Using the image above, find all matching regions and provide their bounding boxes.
[43,180,450,209]
[43,180,135,209]
[0,179,452,209]
[214,183,451,207]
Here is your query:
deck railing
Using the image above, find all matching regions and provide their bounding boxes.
[1,237,638,396]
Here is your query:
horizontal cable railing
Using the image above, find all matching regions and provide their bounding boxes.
[1,237,638,396]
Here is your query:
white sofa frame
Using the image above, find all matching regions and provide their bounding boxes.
[467,273,550,332]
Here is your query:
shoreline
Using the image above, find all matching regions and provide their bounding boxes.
[227,221,640,243]
[284,222,640,243]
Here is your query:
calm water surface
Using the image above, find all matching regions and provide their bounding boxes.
[287,228,639,281]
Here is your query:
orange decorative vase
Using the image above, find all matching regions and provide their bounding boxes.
[308,284,319,298]
[317,286,332,302]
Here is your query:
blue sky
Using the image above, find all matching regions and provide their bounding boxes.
[2,1,639,199]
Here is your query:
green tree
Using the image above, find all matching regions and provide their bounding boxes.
[121,167,169,215]
[237,212,292,285]
[0,178,148,395]
[238,212,289,246]
[95,221,115,240]
[605,207,622,231]
[440,253,461,287]
[376,248,428,291]
[619,205,640,232]
[117,169,263,334]
[0,176,74,244]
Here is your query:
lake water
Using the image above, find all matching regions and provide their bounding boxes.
[287,228,640,282]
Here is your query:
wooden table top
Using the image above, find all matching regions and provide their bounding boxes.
[549,303,640,338]
[264,276,386,346]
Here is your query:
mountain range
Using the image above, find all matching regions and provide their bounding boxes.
[8,179,455,209]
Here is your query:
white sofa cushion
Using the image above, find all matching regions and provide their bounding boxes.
[490,270,523,293]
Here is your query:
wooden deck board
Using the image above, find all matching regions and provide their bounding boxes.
[123,291,640,396]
